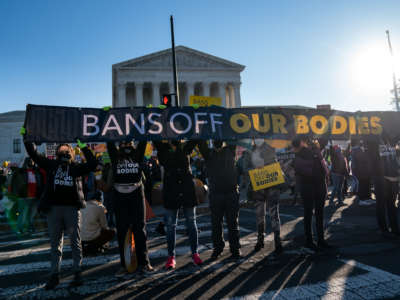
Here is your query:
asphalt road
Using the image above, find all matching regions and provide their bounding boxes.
[1,196,400,300]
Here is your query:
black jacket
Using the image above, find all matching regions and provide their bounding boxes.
[24,142,97,210]
[294,146,327,185]
[153,141,197,209]
[198,141,237,193]
[330,146,349,176]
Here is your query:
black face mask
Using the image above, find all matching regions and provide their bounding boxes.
[57,151,71,163]
[214,141,223,149]
[120,146,133,155]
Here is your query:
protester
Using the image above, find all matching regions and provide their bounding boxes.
[153,140,203,269]
[198,140,241,259]
[106,140,153,276]
[329,145,349,206]
[292,137,331,251]
[241,139,283,255]
[22,130,97,290]
[366,139,400,237]
[351,139,371,203]
[81,191,116,255]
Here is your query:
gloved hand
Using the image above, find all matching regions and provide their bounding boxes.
[158,104,167,109]
[20,126,26,136]
[77,139,87,149]
[102,106,111,111]
[191,104,200,109]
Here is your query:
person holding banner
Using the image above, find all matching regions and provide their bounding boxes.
[242,139,283,255]
[21,128,97,290]
[292,137,330,251]
[106,140,153,276]
[197,140,241,259]
[153,140,203,269]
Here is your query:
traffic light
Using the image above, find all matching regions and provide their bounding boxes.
[161,94,172,107]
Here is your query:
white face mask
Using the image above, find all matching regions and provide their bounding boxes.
[254,139,264,147]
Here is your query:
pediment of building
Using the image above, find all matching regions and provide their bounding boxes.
[113,46,245,71]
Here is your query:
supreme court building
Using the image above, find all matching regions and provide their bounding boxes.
[112,46,245,108]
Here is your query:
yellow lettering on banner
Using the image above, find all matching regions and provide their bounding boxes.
[358,117,370,134]
[230,113,251,133]
[252,113,271,133]
[310,115,328,135]
[248,162,285,191]
[348,116,357,135]
[293,115,309,134]
[189,96,222,107]
[271,114,288,134]
[331,116,347,135]
[370,116,383,135]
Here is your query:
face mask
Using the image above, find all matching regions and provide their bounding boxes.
[254,139,264,147]
[57,152,71,163]
[124,148,132,154]
[214,141,223,149]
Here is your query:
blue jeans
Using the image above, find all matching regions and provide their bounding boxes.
[330,173,345,203]
[164,207,198,257]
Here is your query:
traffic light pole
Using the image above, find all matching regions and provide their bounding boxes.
[386,30,400,112]
[170,15,180,107]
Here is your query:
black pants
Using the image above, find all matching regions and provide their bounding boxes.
[113,187,149,268]
[300,181,327,243]
[209,190,240,253]
[374,177,399,233]
[357,177,371,200]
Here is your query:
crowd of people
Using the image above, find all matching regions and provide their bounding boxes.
[0,127,399,291]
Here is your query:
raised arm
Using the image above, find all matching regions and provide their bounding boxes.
[106,142,118,165]
[183,140,197,155]
[197,140,210,161]
[135,141,147,162]
[153,141,169,166]
[75,147,98,176]
[24,142,55,170]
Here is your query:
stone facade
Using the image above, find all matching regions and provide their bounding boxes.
[112,46,245,108]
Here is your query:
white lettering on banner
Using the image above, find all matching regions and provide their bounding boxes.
[102,114,123,136]
[210,113,223,133]
[148,113,163,134]
[194,112,208,134]
[170,112,192,134]
[125,113,145,135]
[83,114,100,136]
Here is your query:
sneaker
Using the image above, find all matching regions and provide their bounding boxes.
[138,264,155,274]
[192,253,203,265]
[115,267,128,277]
[69,271,83,287]
[317,240,333,249]
[211,248,224,259]
[45,273,60,290]
[230,250,242,260]
[165,256,176,269]
[273,244,284,256]
[304,241,319,252]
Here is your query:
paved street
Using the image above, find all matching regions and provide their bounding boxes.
[1,196,400,300]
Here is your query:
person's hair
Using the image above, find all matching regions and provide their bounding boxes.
[350,138,360,147]
[292,136,303,149]
[56,143,75,161]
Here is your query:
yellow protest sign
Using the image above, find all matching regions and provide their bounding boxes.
[144,143,153,158]
[189,95,222,107]
[248,162,285,191]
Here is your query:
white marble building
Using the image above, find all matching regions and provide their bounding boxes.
[112,46,245,108]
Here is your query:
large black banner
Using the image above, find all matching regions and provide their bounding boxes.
[24,104,400,143]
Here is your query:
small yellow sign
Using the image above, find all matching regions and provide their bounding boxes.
[144,143,153,158]
[248,162,285,191]
[189,95,222,107]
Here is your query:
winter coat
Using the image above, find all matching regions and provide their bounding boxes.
[294,146,328,185]
[153,141,197,209]
[330,146,349,176]
[351,146,370,179]
[197,141,237,194]
[24,142,97,211]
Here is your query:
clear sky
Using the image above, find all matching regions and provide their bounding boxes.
[1,0,400,113]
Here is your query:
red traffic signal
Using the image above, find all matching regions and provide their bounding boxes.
[162,94,172,107]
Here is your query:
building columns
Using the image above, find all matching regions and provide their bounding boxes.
[153,82,161,106]
[218,82,226,107]
[117,83,126,107]
[187,82,195,105]
[135,82,144,106]
[233,82,241,107]
[203,82,210,97]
